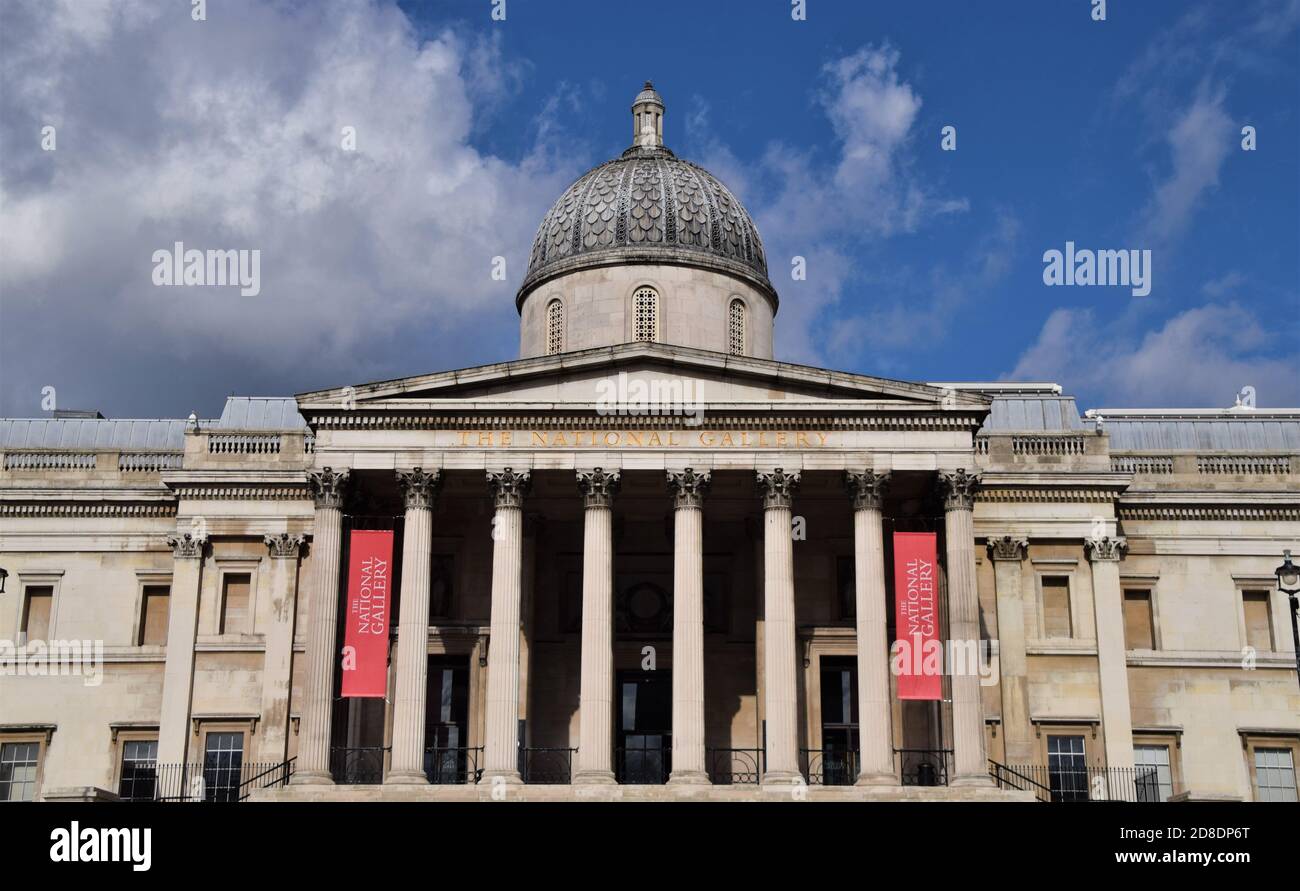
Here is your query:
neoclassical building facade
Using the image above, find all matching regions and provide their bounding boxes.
[1,85,1297,803]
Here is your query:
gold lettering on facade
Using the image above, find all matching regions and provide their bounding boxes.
[451,430,833,448]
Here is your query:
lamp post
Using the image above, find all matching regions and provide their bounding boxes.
[0,566,7,594]
[1276,550,1300,687]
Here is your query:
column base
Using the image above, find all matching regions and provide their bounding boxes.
[951,773,995,788]
[572,769,616,785]
[667,769,711,786]
[480,769,523,785]
[760,769,804,789]
[383,770,429,786]
[855,770,899,787]
[289,770,335,786]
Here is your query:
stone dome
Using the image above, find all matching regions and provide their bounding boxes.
[517,84,774,311]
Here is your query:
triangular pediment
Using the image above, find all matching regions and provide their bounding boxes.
[295,343,989,417]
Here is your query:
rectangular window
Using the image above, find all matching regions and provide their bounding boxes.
[1134,744,1173,801]
[139,586,171,646]
[1254,748,1298,802]
[1242,590,1274,651]
[1041,576,1072,638]
[219,574,251,635]
[1123,590,1154,650]
[1046,734,1088,802]
[0,742,41,802]
[118,739,159,801]
[20,586,53,642]
[202,732,244,802]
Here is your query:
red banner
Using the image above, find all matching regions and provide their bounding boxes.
[892,532,942,701]
[341,529,393,698]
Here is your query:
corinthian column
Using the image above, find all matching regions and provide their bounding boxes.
[387,468,441,784]
[157,532,207,766]
[988,535,1033,763]
[939,469,992,786]
[482,468,530,783]
[258,533,306,763]
[757,468,800,785]
[845,470,896,785]
[1086,535,1135,773]
[293,467,349,784]
[574,468,620,784]
[667,468,710,785]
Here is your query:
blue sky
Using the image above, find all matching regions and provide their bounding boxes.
[1,0,1297,417]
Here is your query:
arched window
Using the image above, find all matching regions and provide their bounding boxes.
[546,298,564,355]
[633,287,659,342]
[727,298,746,356]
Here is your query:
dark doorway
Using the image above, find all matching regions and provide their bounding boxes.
[424,656,471,783]
[616,670,671,784]
[818,656,859,785]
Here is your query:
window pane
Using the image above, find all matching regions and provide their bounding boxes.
[140,586,170,646]
[1255,748,1298,802]
[1123,590,1154,650]
[1046,735,1087,802]
[1242,591,1273,651]
[220,574,251,635]
[1041,577,1071,638]
[22,587,53,641]
[203,732,244,802]
[0,742,40,802]
[1134,744,1172,801]
[119,739,159,801]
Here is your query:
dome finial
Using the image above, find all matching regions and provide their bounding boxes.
[631,80,665,149]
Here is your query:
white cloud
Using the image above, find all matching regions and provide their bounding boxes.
[1137,84,1232,244]
[1006,303,1299,407]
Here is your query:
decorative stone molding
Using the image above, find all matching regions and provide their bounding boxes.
[0,502,177,518]
[1119,505,1300,522]
[667,468,711,509]
[986,535,1029,562]
[396,467,442,510]
[172,485,311,501]
[845,470,889,511]
[938,469,981,511]
[577,467,621,509]
[166,532,207,559]
[756,468,800,510]
[263,532,307,559]
[978,487,1121,504]
[487,468,531,509]
[1084,536,1128,563]
[306,413,987,433]
[307,467,350,509]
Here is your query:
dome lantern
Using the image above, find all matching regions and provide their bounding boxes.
[632,80,665,149]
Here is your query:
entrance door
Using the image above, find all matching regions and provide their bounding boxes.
[819,657,859,786]
[424,656,471,783]
[616,670,671,784]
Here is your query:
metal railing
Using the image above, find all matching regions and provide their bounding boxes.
[895,747,953,787]
[520,747,576,785]
[799,748,858,786]
[236,758,296,800]
[330,746,388,785]
[616,742,671,785]
[705,747,764,785]
[424,745,483,784]
[126,761,288,802]
[994,763,1163,802]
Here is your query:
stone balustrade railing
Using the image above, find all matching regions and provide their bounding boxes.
[207,433,283,455]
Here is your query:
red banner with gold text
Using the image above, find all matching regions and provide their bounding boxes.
[341,529,392,698]
[892,532,942,700]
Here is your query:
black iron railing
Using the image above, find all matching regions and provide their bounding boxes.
[132,761,287,802]
[330,746,388,785]
[424,745,483,784]
[705,747,764,785]
[520,747,576,784]
[616,742,671,785]
[800,748,858,786]
[989,760,1053,802]
[896,748,953,787]
[995,763,1163,802]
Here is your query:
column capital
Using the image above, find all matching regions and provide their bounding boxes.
[756,468,800,510]
[308,467,351,510]
[667,467,711,509]
[264,532,307,559]
[938,468,981,511]
[845,469,890,511]
[396,467,442,510]
[577,467,621,509]
[986,535,1029,562]
[166,533,207,559]
[487,467,531,509]
[1084,535,1128,563]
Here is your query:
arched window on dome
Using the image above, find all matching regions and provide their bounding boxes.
[546,298,565,355]
[727,298,746,356]
[633,287,659,342]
